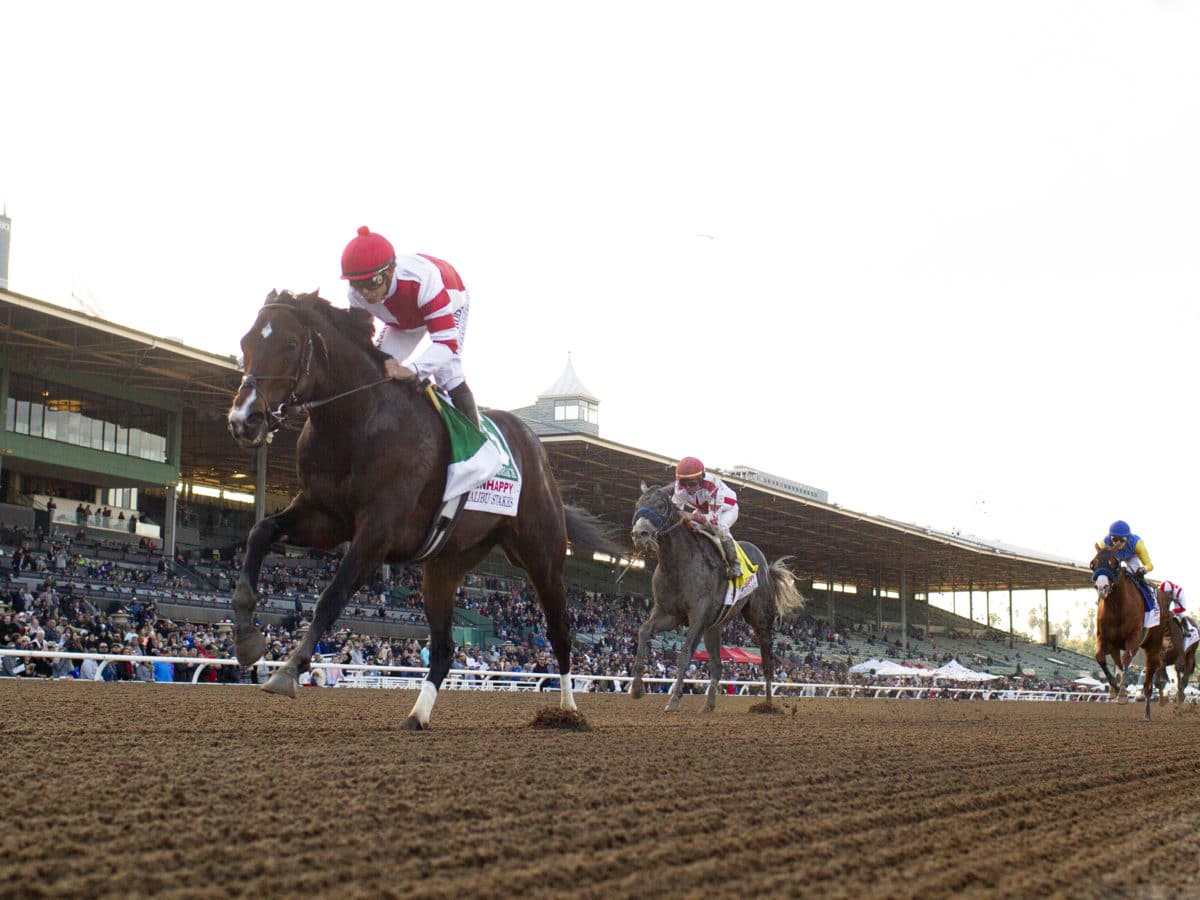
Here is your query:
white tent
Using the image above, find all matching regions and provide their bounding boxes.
[849,658,935,678]
[931,659,1002,682]
[848,658,886,673]
[1073,675,1106,690]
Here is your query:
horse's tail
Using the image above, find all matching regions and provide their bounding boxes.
[768,557,806,623]
[563,504,624,557]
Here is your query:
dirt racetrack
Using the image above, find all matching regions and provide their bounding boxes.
[2,682,1199,899]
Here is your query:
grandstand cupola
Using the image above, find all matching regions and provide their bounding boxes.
[511,355,600,437]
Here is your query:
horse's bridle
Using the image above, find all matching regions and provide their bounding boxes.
[632,489,687,540]
[1091,554,1120,600]
[238,323,319,435]
[240,306,390,434]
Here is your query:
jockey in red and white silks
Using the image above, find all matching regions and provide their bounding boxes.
[672,456,742,578]
[1159,580,1187,618]
[341,226,479,427]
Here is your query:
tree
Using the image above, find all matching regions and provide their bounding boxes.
[1028,607,1045,636]
[1060,606,1096,657]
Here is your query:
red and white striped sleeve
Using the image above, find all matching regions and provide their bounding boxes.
[414,254,465,353]
[712,479,739,531]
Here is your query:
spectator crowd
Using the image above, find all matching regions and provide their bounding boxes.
[1,525,1092,696]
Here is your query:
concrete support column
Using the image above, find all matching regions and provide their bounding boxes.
[255,445,268,523]
[969,579,974,636]
[1008,584,1015,643]
[827,563,835,627]
[900,569,908,652]
[875,570,882,632]
[0,365,6,503]
[164,483,177,560]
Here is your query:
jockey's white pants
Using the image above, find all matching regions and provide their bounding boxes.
[377,305,469,391]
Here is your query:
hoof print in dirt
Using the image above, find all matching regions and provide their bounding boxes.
[748,701,781,715]
[530,708,591,731]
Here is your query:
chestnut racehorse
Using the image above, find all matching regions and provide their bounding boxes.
[1090,547,1167,716]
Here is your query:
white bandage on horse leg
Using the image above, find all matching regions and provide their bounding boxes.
[560,673,578,711]
[408,681,438,727]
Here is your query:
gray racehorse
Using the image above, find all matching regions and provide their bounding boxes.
[629,481,806,712]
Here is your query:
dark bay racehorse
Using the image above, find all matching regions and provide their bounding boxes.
[227,290,614,728]
[629,482,805,712]
[1090,547,1167,714]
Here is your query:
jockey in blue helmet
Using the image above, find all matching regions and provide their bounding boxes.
[1097,520,1154,585]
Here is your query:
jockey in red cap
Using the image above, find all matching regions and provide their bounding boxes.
[340,226,481,427]
[1158,580,1198,656]
[1159,580,1187,620]
[673,457,742,578]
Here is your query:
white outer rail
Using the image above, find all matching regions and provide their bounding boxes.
[0,649,1159,702]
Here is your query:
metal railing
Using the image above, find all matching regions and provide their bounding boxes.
[0,648,1164,702]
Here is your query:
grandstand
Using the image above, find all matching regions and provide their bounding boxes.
[0,287,1103,686]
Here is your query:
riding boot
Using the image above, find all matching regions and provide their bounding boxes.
[449,382,481,429]
[719,533,743,580]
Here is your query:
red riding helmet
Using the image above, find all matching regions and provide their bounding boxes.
[675,457,705,481]
[341,226,396,279]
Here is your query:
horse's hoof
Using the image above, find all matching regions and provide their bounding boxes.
[630,683,645,700]
[261,670,299,698]
[402,715,427,731]
[664,701,680,713]
[235,631,267,667]
[1117,694,1130,705]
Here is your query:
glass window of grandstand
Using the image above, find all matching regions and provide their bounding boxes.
[5,374,169,463]
[553,398,598,424]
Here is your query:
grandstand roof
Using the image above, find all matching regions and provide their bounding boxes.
[0,289,1094,594]
[539,434,1092,593]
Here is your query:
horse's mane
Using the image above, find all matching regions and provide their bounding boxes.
[264,289,384,361]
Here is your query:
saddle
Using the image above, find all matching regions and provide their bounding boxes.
[691,529,758,589]
[408,382,502,563]
[1132,575,1156,614]
[690,529,761,628]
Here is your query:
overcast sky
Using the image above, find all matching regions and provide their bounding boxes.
[4,2,1199,640]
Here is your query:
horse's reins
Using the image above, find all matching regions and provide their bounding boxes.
[621,500,686,583]
[631,501,689,542]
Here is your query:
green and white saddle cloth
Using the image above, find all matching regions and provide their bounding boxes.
[430,385,521,517]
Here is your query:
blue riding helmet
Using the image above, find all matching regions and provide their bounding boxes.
[1108,520,1131,539]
